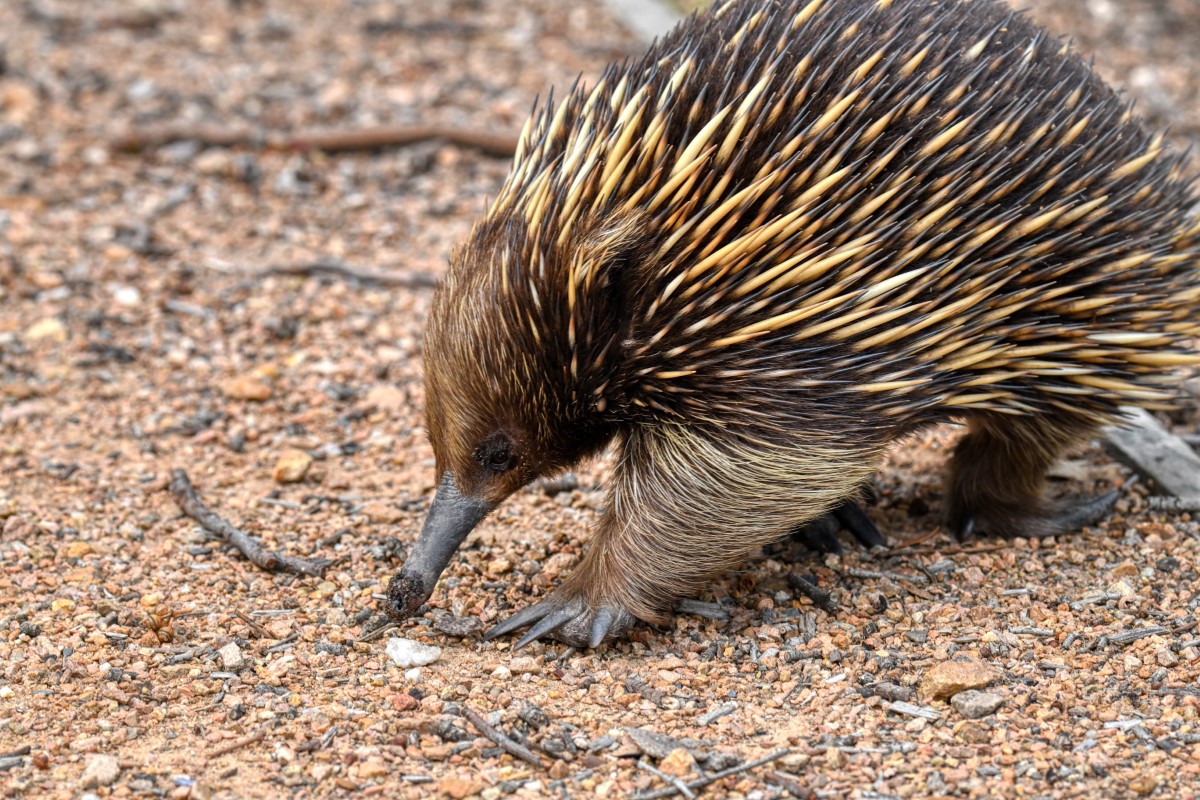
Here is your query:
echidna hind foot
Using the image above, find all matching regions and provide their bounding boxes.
[945,416,1119,539]
[789,499,886,553]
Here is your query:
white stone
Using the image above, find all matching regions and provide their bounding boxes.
[218,642,246,671]
[81,754,120,788]
[385,637,441,668]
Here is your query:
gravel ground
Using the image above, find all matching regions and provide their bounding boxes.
[2,1,1199,798]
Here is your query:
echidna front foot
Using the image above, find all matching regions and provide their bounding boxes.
[484,589,636,649]
[789,500,886,553]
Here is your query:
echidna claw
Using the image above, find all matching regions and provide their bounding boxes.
[484,592,635,649]
[791,500,885,552]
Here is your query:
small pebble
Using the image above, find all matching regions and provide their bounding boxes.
[80,754,120,788]
[222,375,273,402]
[273,449,313,483]
[950,690,1005,719]
[918,655,1000,702]
[218,642,246,671]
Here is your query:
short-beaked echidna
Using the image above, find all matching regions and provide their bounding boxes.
[388,0,1200,647]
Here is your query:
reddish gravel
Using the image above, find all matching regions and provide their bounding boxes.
[1,1,1199,798]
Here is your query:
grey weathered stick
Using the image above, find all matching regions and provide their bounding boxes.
[264,260,438,289]
[1148,496,1200,512]
[786,573,837,612]
[169,469,331,577]
[1105,407,1200,498]
[697,701,738,726]
[637,759,696,800]
[113,123,519,158]
[630,749,793,800]
[461,706,544,769]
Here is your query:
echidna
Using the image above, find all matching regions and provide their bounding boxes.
[388,0,1200,648]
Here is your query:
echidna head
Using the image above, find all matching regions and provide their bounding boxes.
[388,214,629,620]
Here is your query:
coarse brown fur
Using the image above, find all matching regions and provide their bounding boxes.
[420,0,1200,643]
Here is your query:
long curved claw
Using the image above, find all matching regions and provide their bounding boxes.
[482,603,549,641]
[833,501,886,548]
[790,500,884,553]
[514,605,578,650]
[484,591,636,649]
[1055,490,1119,531]
[792,513,842,553]
[589,607,617,649]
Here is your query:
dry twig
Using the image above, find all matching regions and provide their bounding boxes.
[264,260,438,288]
[637,760,696,800]
[112,123,518,158]
[786,573,837,612]
[461,706,544,769]
[631,749,793,800]
[207,729,265,759]
[169,469,331,577]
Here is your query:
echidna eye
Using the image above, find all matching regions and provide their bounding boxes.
[474,435,517,473]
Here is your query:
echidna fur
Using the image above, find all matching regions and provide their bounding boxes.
[395,0,1200,647]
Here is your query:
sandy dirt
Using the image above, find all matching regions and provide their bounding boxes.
[1,0,1199,798]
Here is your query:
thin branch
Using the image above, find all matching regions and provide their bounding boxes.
[461,706,544,769]
[207,729,265,759]
[785,573,837,613]
[630,749,793,800]
[112,123,518,158]
[637,760,696,800]
[264,260,438,288]
[169,469,331,577]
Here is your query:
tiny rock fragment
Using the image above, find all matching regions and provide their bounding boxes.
[1128,775,1158,796]
[273,449,313,483]
[950,690,1004,719]
[872,682,915,703]
[219,642,246,671]
[361,501,403,524]
[222,375,273,402]
[1156,647,1180,668]
[508,656,539,675]
[64,541,94,558]
[953,720,991,744]
[1109,560,1140,579]
[385,637,442,668]
[80,754,120,788]
[112,285,142,307]
[366,384,407,413]
[918,655,1000,702]
[24,317,67,343]
[357,756,388,778]
[1107,579,1137,598]
[659,747,696,777]
[438,777,483,799]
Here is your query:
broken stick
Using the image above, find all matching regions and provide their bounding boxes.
[630,749,793,800]
[461,706,544,769]
[264,260,438,288]
[168,469,331,577]
[112,123,519,158]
